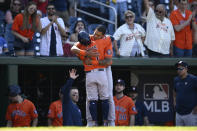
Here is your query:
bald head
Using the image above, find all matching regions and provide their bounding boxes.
[156,4,166,12]
[155,4,166,21]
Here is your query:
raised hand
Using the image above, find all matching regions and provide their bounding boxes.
[69,69,79,80]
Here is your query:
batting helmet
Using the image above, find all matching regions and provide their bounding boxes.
[78,31,91,46]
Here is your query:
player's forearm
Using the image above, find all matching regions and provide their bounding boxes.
[71,45,83,55]
[32,118,38,127]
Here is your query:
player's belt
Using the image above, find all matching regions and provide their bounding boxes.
[86,68,105,73]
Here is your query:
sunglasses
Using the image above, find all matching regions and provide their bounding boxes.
[155,10,163,14]
[47,8,55,10]
[125,15,133,19]
[177,67,185,71]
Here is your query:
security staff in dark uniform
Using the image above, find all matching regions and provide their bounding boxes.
[173,61,197,126]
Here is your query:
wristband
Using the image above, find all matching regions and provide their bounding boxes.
[92,60,99,65]
[79,50,86,56]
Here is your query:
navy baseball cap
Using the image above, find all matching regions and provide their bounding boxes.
[175,61,188,68]
[8,85,21,97]
[115,79,125,86]
[127,86,138,93]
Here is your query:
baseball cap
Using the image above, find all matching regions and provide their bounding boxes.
[175,61,188,68]
[8,85,21,97]
[127,86,138,93]
[115,79,125,86]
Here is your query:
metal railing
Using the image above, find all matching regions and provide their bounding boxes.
[74,0,117,31]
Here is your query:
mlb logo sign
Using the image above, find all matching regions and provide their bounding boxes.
[144,83,169,100]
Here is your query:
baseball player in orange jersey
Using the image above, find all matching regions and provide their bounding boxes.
[71,25,114,126]
[114,79,137,126]
[6,85,38,127]
[48,89,63,126]
[85,34,115,126]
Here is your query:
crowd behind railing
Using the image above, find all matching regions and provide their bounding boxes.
[0,0,197,57]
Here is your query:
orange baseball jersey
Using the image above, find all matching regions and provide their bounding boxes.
[76,35,113,71]
[48,99,63,126]
[12,13,38,40]
[6,99,38,127]
[114,96,137,126]
[169,9,193,50]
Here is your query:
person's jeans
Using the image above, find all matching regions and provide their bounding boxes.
[173,45,192,57]
[108,1,127,35]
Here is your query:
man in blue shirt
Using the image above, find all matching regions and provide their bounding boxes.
[61,69,82,126]
[173,61,197,126]
[127,86,150,126]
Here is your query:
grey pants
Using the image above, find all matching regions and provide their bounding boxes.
[176,112,197,126]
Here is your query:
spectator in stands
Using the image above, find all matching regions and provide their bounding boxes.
[5,0,23,55]
[70,18,86,42]
[33,0,48,17]
[0,36,9,55]
[12,1,42,56]
[169,0,179,13]
[62,26,75,57]
[170,0,195,57]
[108,0,128,35]
[126,86,150,126]
[48,88,63,126]
[144,0,175,57]
[127,0,143,23]
[113,10,146,57]
[6,85,38,127]
[49,0,69,25]
[191,1,197,56]
[113,79,137,126]
[40,3,65,56]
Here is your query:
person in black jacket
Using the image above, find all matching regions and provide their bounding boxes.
[61,69,82,126]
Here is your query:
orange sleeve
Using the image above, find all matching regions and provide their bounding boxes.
[128,99,137,115]
[170,11,179,26]
[104,37,113,58]
[48,102,55,119]
[5,105,12,121]
[75,42,87,60]
[12,14,23,32]
[29,101,38,119]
